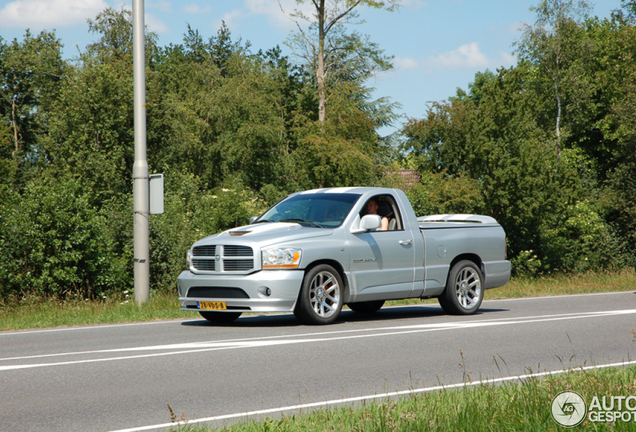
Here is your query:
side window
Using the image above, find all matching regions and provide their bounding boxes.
[360,195,404,231]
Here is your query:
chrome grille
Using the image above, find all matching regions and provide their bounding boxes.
[193,245,216,256]
[223,260,254,271]
[192,259,215,271]
[190,244,255,273]
[223,245,253,257]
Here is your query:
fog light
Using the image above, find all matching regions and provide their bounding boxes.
[257,286,272,298]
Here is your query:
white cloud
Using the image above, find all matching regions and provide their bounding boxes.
[206,0,315,34]
[213,9,244,32]
[145,13,168,34]
[0,0,108,29]
[245,0,316,31]
[394,56,419,70]
[183,3,210,14]
[432,42,490,69]
[148,1,171,14]
[397,43,517,73]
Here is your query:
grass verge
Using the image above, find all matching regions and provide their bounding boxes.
[1,268,635,331]
[170,365,636,431]
[386,267,636,306]
[0,290,186,331]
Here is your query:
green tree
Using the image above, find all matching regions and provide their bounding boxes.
[402,65,598,272]
[0,30,64,174]
[282,0,398,123]
[516,0,591,152]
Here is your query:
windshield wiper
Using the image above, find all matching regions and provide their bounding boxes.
[279,218,324,228]
[253,219,275,223]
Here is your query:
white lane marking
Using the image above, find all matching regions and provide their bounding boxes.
[108,359,636,432]
[2,290,632,337]
[1,308,635,371]
[0,319,198,336]
[1,308,631,362]
[3,307,634,362]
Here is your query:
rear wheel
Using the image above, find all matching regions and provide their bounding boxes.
[438,260,483,315]
[347,300,385,314]
[199,311,242,323]
[295,264,344,325]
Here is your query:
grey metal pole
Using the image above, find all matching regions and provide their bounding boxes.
[133,0,149,305]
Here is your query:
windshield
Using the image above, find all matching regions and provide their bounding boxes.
[256,193,361,228]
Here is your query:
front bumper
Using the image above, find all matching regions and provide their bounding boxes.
[177,269,305,313]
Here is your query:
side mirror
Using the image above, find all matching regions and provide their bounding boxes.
[350,214,381,234]
[249,216,259,224]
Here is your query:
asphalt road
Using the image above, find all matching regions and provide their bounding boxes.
[1,291,635,432]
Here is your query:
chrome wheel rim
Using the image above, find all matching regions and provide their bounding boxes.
[454,267,481,310]
[309,271,340,318]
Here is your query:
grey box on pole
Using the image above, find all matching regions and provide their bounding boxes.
[149,173,164,215]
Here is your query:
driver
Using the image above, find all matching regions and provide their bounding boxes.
[366,198,389,231]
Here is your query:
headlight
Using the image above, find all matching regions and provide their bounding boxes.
[262,247,302,269]
[186,249,192,270]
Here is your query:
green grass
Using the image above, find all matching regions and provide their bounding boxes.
[169,365,636,431]
[0,290,190,331]
[485,268,636,299]
[386,268,636,307]
[1,269,635,331]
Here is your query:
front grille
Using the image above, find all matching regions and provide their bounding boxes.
[223,260,254,271]
[187,287,250,299]
[224,245,253,257]
[192,259,215,271]
[190,244,255,273]
[193,245,216,256]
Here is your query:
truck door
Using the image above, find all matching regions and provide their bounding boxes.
[347,194,416,301]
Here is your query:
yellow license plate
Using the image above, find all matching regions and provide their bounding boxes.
[198,301,227,310]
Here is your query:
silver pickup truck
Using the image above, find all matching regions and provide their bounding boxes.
[177,187,511,324]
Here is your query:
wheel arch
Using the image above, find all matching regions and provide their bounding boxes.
[448,253,483,277]
[301,259,350,301]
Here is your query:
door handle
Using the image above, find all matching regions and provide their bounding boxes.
[399,239,412,246]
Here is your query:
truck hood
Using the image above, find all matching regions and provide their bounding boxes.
[193,222,334,247]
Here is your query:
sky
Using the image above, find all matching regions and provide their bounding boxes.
[0,0,622,135]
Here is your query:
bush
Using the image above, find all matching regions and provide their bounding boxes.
[0,174,126,299]
[537,200,632,274]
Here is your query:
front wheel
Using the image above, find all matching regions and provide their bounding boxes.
[438,260,483,315]
[294,264,344,325]
[199,311,242,323]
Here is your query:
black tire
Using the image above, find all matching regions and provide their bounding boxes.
[347,300,385,314]
[294,264,344,325]
[438,260,484,315]
[199,311,242,323]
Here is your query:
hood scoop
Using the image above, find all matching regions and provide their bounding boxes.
[223,222,302,238]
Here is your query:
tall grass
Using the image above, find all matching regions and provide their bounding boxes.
[486,268,636,299]
[171,365,636,431]
[0,290,188,331]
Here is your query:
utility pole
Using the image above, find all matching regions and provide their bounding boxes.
[132,0,149,305]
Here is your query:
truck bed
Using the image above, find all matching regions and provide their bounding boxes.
[418,214,501,229]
